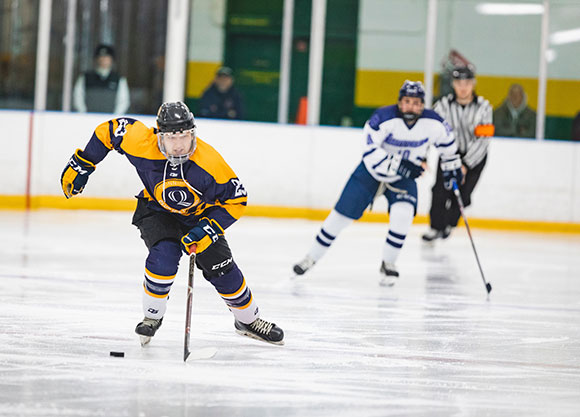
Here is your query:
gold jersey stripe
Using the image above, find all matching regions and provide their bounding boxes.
[94,121,114,150]
[219,277,247,298]
[228,294,253,310]
[120,121,166,160]
[215,201,247,221]
[223,196,248,205]
[145,268,176,281]
[193,139,238,184]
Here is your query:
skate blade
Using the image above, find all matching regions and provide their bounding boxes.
[379,277,397,287]
[185,347,218,362]
[235,329,285,346]
[139,335,152,346]
[289,273,304,280]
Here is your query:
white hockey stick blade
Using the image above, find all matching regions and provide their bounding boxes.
[185,346,218,361]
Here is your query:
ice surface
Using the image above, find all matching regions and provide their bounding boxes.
[0,210,579,417]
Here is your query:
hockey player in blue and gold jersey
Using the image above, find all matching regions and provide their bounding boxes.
[293,81,464,286]
[60,102,283,345]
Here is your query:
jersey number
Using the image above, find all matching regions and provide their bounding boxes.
[231,179,247,197]
[114,119,129,138]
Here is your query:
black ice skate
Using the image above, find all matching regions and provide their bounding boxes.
[380,261,399,287]
[421,226,451,242]
[293,255,315,276]
[135,317,163,346]
[235,318,284,345]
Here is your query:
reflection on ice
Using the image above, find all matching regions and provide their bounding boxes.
[0,210,579,416]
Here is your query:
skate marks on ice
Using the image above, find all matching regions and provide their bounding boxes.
[1,212,580,416]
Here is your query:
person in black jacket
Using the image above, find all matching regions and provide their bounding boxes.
[73,44,130,114]
[199,66,244,120]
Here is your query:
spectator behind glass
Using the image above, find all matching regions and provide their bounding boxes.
[73,44,130,114]
[199,66,245,120]
[493,84,536,138]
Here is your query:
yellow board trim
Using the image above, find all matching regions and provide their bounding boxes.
[1,195,579,234]
[355,69,580,117]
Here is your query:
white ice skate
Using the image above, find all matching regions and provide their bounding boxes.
[135,317,163,346]
[293,255,316,276]
[380,261,399,287]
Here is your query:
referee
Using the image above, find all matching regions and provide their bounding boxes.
[423,65,494,242]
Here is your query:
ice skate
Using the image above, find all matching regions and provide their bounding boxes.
[379,261,399,287]
[421,226,451,242]
[293,255,315,276]
[235,318,284,345]
[135,317,163,346]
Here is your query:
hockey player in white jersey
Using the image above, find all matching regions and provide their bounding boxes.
[293,81,463,285]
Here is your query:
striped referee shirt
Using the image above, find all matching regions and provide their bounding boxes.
[433,93,493,168]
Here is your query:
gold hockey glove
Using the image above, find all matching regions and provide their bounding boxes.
[60,149,96,199]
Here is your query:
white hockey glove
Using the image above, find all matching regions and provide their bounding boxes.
[379,153,424,179]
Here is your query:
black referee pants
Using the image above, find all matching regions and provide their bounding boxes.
[428,155,487,231]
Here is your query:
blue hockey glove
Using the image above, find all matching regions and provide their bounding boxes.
[181,218,224,255]
[442,168,463,190]
[397,159,424,179]
[61,149,96,199]
[440,157,464,190]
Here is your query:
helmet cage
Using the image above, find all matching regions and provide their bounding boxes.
[157,128,197,165]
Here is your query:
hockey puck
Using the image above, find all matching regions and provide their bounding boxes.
[110,351,124,357]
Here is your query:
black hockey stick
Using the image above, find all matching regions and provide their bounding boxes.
[452,181,492,294]
[184,251,196,361]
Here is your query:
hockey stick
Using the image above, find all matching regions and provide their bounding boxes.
[184,251,196,362]
[183,249,218,362]
[451,181,492,294]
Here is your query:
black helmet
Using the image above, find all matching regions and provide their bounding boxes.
[451,65,475,80]
[156,102,195,133]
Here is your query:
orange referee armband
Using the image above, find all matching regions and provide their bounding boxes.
[474,124,495,137]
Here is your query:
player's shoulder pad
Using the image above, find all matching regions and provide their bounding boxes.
[192,138,237,184]
[368,105,398,131]
[420,108,445,123]
[109,118,147,152]
[421,109,452,135]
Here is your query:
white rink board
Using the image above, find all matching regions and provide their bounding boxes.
[1,110,580,223]
[0,111,30,195]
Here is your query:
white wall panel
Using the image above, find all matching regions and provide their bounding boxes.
[2,111,580,224]
[0,111,31,195]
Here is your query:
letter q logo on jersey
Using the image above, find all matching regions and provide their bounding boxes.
[168,190,190,207]
[153,179,201,215]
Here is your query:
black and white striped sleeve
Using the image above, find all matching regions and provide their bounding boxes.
[463,98,492,168]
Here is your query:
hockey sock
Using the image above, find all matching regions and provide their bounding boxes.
[205,263,259,324]
[142,239,181,319]
[308,209,353,261]
[383,202,414,264]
